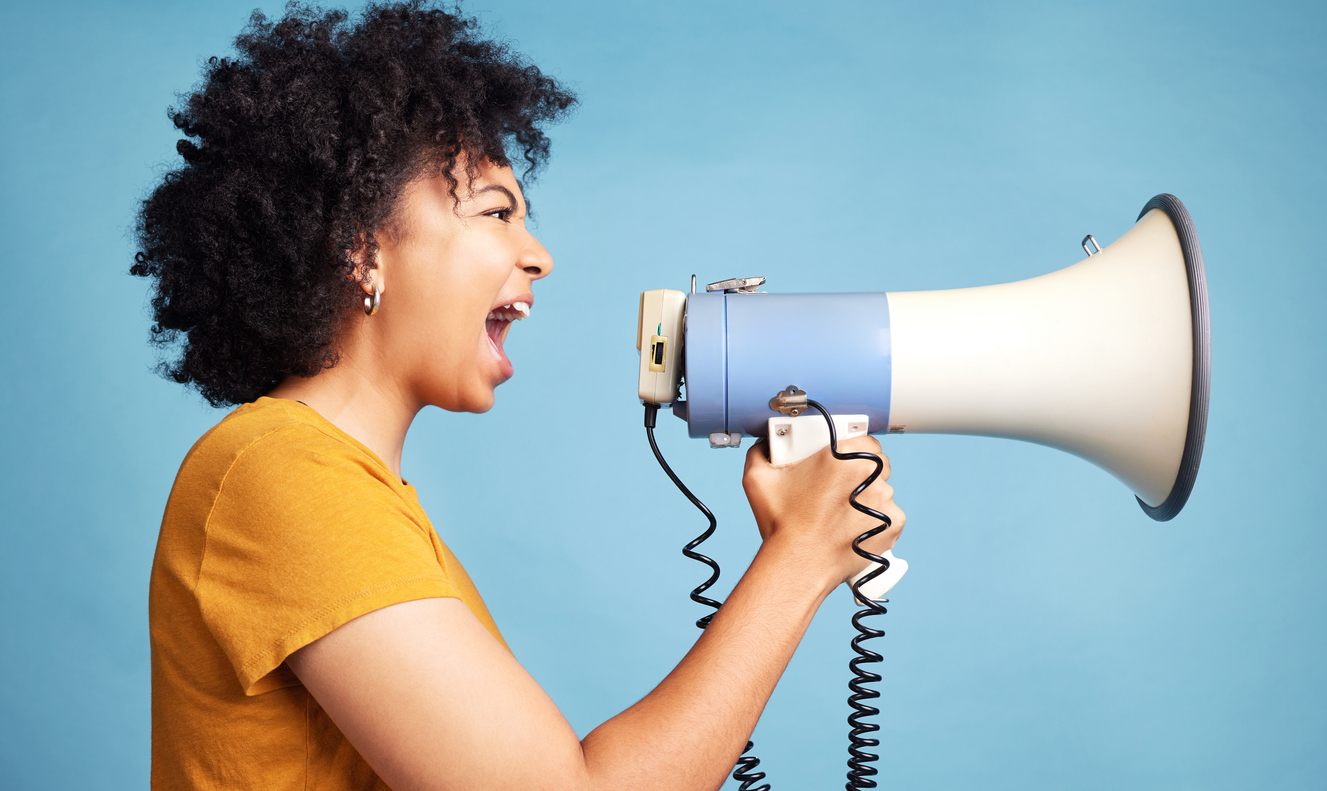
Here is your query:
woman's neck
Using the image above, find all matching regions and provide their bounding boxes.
[268,353,418,481]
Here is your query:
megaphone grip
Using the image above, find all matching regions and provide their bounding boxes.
[798,401,899,597]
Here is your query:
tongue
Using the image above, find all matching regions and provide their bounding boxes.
[486,319,512,371]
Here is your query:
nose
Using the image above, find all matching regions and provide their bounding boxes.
[519,232,554,280]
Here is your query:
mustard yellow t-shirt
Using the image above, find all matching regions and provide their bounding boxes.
[149,397,506,790]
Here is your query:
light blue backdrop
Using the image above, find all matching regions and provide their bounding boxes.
[2,1,1323,788]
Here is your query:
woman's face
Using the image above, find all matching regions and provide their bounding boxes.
[370,159,553,413]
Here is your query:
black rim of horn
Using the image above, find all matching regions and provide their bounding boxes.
[1135,194,1210,521]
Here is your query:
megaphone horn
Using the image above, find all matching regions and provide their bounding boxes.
[638,194,1210,521]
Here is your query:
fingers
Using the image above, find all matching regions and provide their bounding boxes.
[858,500,906,557]
[836,434,882,454]
[859,466,899,513]
[826,435,891,480]
[854,471,904,540]
[881,501,905,534]
[855,483,900,530]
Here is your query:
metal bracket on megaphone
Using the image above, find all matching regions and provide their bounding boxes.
[769,385,808,417]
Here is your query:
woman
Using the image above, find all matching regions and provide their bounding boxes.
[134,3,905,789]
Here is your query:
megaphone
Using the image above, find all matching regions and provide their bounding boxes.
[638,194,1210,595]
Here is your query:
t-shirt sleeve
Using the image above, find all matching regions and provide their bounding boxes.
[196,426,457,695]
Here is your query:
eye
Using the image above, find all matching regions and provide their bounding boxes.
[484,206,514,222]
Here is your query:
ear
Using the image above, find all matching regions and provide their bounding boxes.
[348,236,386,296]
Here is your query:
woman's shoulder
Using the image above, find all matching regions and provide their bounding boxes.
[169,397,406,516]
[199,396,386,467]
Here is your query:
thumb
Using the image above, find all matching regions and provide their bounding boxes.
[743,437,771,475]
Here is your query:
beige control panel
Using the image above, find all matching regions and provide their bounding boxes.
[637,289,686,404]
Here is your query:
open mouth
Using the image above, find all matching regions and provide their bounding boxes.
[485,300,530,378]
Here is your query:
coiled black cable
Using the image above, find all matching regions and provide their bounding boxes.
[732,740,771,791]
[644,403,770,790]
[644,403,722,628]
[804,399,893,791]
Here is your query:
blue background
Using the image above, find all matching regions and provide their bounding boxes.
[2,1,1323,788]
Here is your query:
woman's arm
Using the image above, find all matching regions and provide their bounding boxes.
[291,537,822,791]
[288,436,905,791]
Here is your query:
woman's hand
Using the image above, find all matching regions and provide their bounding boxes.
[742,435,905,591]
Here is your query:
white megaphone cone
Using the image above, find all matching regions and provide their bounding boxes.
[886,194,1210,519]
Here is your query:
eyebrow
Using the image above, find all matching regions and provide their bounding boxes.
[468,184,523,216]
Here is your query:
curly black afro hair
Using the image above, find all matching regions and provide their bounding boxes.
[132,1,576,407]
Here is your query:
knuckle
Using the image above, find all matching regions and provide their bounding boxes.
[843,436,882,454]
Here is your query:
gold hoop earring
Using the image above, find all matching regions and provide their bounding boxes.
[364,283,381,316]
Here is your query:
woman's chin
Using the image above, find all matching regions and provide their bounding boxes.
[435,392,495,415]
[418,372,500,414]
[447,378,498,413]
[470,374,506,413]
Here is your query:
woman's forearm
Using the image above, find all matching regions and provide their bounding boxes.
[579,534,834,791]
[285,536,838,791]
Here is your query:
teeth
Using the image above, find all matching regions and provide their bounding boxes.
[486,301,530,323]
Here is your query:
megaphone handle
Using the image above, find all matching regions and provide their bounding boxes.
[767,412,908,602]
[850,550,908,603]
